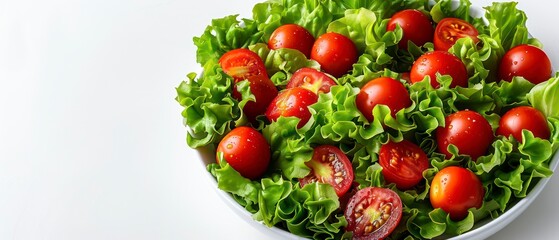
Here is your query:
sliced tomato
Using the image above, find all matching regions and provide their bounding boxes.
[219,48,268,82]
[286,68,337,94]
[265,87,318,128]
[434,18,479,51]
[344,187,403,240]
[232,75,278,122]
[299,145,354,197]
[379,140,430,190]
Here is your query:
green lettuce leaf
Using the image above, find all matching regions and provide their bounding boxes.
[527,73,559,118]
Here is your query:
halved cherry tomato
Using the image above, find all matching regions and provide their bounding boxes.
[387,9,434,49]
[497,106,551,142]
[216,126,271,180]
[436,110,494,160]
[286,67,337,94]
[265,87,318,128]
[232,75,278,122]
[268,24,315,58]
[344,187,403,240]
[410,51,468,88]
[498,44,552,84]
[219,48,268,82]
[379,140,430,190]
[434,18,479,51]
[311,32,358,78]
[430,166,484,221]
[356,77,412,122]
[299,145,354,197]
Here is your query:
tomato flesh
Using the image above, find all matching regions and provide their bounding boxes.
[387,9,434,49]
[216,126,271,180]
[265,87,318,128]
[345,187,403,240]
[430,166,484,221]
[379,140,430,190]
[286,67,337,94]
[268,24,315,58]
[410,51,468,88]
[299,145,354,197]
[311,32,358,78]
[498,44,552,84]
[219,48,268,82]
[497,106,551,142]
[356,77,412,123]
[434,18,479,51]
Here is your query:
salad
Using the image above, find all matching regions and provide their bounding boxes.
[176,0,559,239]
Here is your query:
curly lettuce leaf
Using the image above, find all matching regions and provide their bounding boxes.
[430,0,487,33]
[528,73,559,118]
[249,43,319,84]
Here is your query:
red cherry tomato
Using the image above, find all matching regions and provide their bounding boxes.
[344,187,403,240]
[434,18,479,51]
[219,48,268,82]
[410,51,468,88]
[216,126,271,180]
[400,72,411,83]
[497,106,551,142]
[436,110,494,160]
[379,140,430,190]
[231,75,278,122]
[498,44,552,84]
[286,67,337,94]
[311,32,358,78]
[430,166,484,221]
[356,77,412,122]
[268,24,315,58]
[387,9,434,49]
[299,145,354,197]
[265,87,318,128]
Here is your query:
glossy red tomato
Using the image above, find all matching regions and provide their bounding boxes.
[286,67,337,94]
[356,77,412,122]
[268,24,315,58]
[430,166,484,221]
[219,48,268,82]
[436,110,494,160]
[216,126,271,180]
[434,18,479,51]
[299,145,354,197]
[265,87,318,128]
[497,106,551,142]
[387,9,434,49]
[379,140,430,190]
[311,32,358,78]
[400,72,411,83]
[410,51,468,88]
[231,75,278,122]
[344,187,403,240]
[498,44,552,84]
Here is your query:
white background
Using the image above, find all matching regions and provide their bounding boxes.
[1,0,558,239]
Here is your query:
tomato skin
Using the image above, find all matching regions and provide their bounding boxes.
[232,75,278,122]
[344,187,403,240]
[430,166,484,221]
[379,140,430,190]
[498,44,552,84]
[265,87,318,128]
[356,77,412,122]
[299,145,354,197]
[219,48,268,82]
[434,18,479,51]
[216,127,271,180]
[410,51,468,88]
[268,24,315,58]
[311,32,358,78]
[436,110,494,160]
[387,9,434,49]
[497,106,551,142]
[286,67,337,94]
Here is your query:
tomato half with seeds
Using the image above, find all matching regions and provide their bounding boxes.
[344,187,403,240]
[286,67,337,94]
[216,126,271,180]
[497,106,551,142]
[379,140,429,190]
[219,48,268,82]
[265,87,318,128]
[268,24,315,58]
[299,145,354,197]
[498,44,552,84]
[232,75,278,122]
[356,77,412,122]
[387,9,434,49]
[430,166,484,221]
[410,51,468,88]
[436,110,494,160]
[434,18,479,51]
[311,32,358,78]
